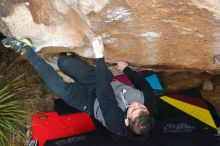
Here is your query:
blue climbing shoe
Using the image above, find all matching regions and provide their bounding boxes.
[1,37,35,54]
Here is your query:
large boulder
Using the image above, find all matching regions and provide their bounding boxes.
[0,0,220,72]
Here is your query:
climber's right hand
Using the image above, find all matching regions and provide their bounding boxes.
[92,36,104,58]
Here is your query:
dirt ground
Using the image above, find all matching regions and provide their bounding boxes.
[1,43,220,145]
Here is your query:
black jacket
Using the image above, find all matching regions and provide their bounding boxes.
[95,58,157,136]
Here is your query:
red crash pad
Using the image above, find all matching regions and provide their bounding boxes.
[32,112,96,146]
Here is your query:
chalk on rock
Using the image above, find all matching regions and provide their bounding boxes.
[202,80,214,91]
[214,55,220,64]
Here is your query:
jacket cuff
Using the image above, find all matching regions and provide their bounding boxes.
[123,66,132,74]
[96,57,104,62]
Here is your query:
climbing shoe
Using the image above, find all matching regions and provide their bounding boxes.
[1,37,36,55]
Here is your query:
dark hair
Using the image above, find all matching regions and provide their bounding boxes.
[128,110,155,136]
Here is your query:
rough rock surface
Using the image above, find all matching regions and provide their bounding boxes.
[0,0,220,72]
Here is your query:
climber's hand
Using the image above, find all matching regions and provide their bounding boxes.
[92,36,104,58]
[116,61,128,72]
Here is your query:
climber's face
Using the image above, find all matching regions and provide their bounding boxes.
[125,102,149,130]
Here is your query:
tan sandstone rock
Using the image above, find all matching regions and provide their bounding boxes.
[0,0,220,72]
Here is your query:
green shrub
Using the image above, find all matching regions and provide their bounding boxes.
[0,63,29,146]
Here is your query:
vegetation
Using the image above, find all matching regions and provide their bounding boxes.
[0,63,30,146]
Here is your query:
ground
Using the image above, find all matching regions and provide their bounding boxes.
[1,42,220,145]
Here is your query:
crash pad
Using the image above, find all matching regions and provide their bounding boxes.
[32,112,96,146]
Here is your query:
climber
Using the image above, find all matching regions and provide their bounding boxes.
[1,36,156,139]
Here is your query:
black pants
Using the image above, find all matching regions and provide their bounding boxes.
[56,55,95,114]
[57,55,113,114]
